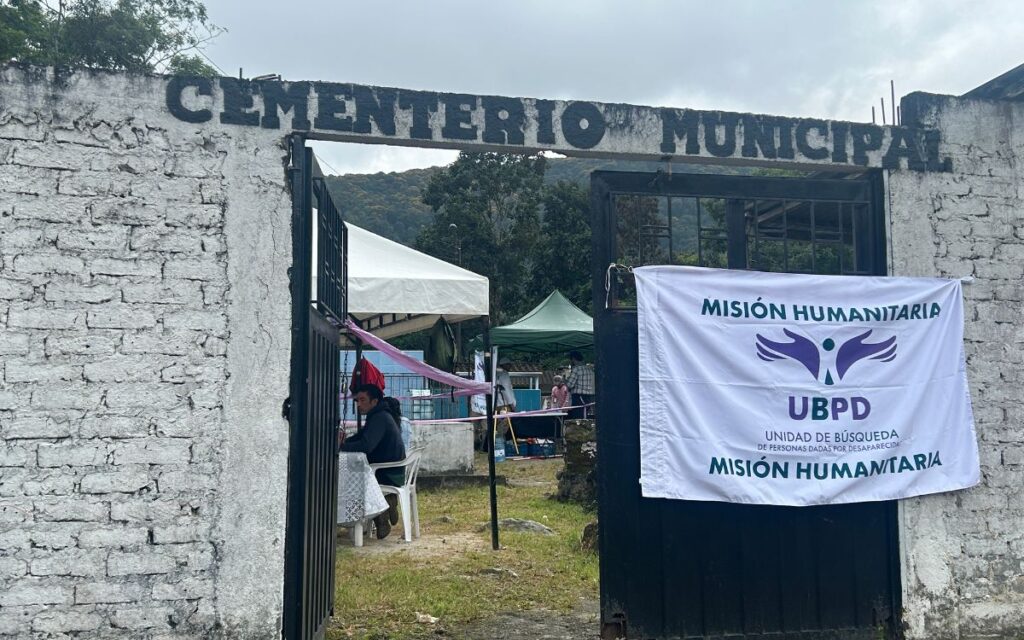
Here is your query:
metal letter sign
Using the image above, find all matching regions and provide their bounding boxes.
[166,78,952,172]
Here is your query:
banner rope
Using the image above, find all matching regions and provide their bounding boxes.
[605,262,633,309]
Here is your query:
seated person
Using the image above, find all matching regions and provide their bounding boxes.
[339,383,406,539]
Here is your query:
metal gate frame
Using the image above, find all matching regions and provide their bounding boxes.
[590,170,902,640]
[283,135,347,640]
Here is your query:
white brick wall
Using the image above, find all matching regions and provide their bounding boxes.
[891,93,1024,640]
[0,65,292,639]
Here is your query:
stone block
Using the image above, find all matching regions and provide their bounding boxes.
[0,607,38,636]
[75,581,142,604]
[105,383,184,410]
[162,310,227,333]
[29,550,105,576]
[106,552,175,576]
[112,440,191,465]
[0,444,33,467]
[12,253,85,275]
[121,331,201,356]
[0,528,31,550]
[45,334,117,357]
[80,470,151,494]
[0,557,27,579]
[0,165,58,196]
[44,282,120,303]
[0,388,27,411]
[0,470,25,497]
[121,281,203,306]
[79,416,151,439]
[163,541,215,571]
[188,387,222,409]
[129,176,203,202]
[130,228,205,254]
[158,469,217,492]
[0,332,30,356]
[163,259,226,282]
[4,360,82,383]
[11,194,89,222]
[91,199,163,225]
[164,203,223,228]
[0,582,73,606]
[0,120,45,141]
[31,608,104,633]
[152,523,208,544]
[8,306,83,329]
[0,277,34,300]
[3,416,74,439]
[58,172,128,197]
[78,526,149,549]
[27,522,85,551]
[37,442,108,467]
[34,498,108,522]
[86,306,157,329]
[110,606,173,630]
[83,355,167,383]
[151,576,213,600]
[202,336,227,356]
[30,384,103,410]
[56,226,130,252]
[89,257,162,278]
[201,235,224,254]
[110,498,185,523]
[22,471,76,496]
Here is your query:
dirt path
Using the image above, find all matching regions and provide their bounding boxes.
[450,599,601,640]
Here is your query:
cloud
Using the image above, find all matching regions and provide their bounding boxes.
[203,0,1024,171]
[309,142,458,176]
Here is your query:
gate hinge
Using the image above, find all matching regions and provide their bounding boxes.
[282,396,291,421]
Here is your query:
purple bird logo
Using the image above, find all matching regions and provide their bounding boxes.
[755,329,897,385]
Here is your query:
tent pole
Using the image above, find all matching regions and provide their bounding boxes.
[354,337,363,430]
[484,318,499,550]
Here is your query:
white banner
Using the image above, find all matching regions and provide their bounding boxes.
[636,266,980,506]
[471,351,487,415]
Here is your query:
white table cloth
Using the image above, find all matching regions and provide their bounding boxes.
[337,452,388,543]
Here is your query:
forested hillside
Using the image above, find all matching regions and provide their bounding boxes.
[324,157,742,246]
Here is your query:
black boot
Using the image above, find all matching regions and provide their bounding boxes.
[385,494,400,526]
[374,513,391,539]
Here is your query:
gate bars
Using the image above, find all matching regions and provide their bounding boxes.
[284,136,346,640]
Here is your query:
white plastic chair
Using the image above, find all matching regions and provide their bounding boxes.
[369,448,424,542]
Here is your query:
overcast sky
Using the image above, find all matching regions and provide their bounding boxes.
[200,0,1023,175]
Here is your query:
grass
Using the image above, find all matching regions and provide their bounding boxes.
[327,456,599,639]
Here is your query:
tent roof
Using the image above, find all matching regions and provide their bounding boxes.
[343,222,489,339]
[488,290,593,354]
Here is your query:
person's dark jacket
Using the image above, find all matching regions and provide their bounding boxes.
[340,402,406,486]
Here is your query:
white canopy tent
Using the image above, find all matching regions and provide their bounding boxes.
[341,222,489,339]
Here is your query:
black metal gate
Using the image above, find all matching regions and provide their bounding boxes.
[591,170,901,640]
[283,137,347,640]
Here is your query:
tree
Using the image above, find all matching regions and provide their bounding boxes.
[416,152,546,325]
[531,180,593,313]
[0,0,221,75]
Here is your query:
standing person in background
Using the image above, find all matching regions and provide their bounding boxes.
[566,350,595,419]
[492,357,517,446]
[550,374,569,409]
[494,357,517,414]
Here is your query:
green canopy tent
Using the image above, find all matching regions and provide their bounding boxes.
[484,290,593,354]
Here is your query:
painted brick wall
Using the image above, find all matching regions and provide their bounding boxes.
[891,93,1024,640]
[0,66,293,639]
